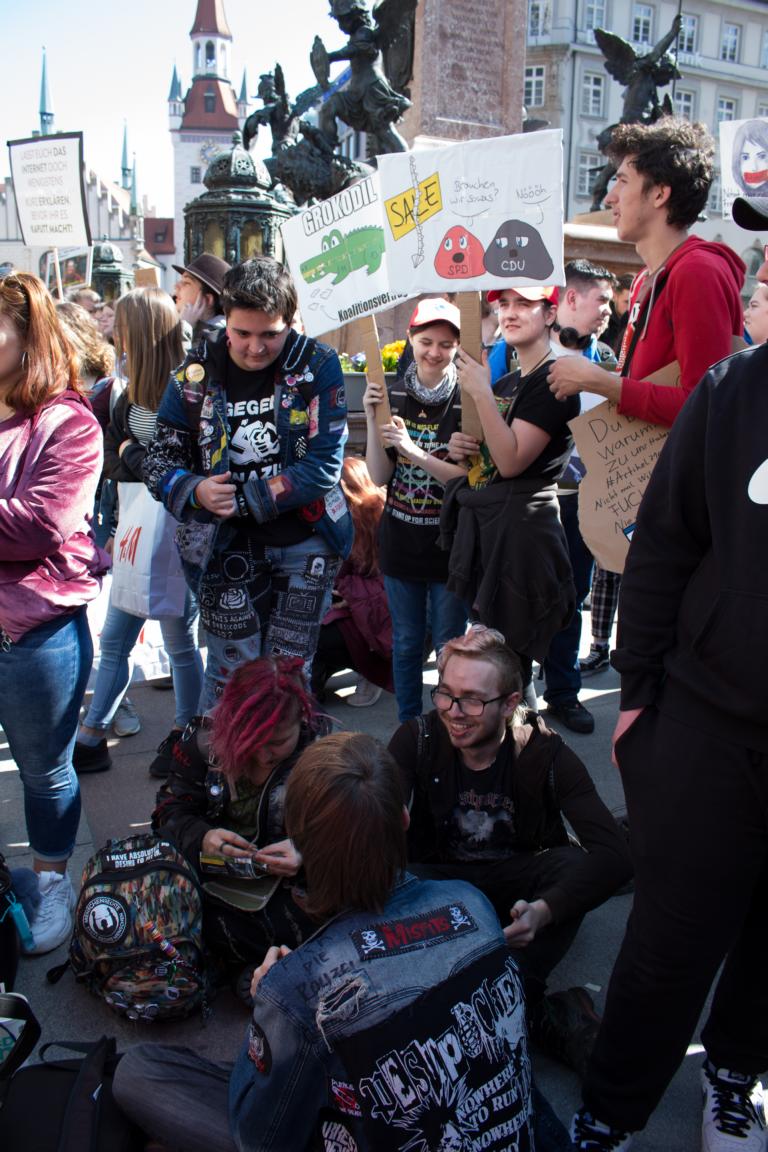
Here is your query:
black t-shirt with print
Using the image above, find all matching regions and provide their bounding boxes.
[377,383,462,582]
[225,358,311,548]
[468,362,580,490]
[444,737,518,863]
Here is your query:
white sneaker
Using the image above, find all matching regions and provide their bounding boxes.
[346,677,383,708]
[702,1061,767,1151]
[113,696,141,737]
[22,871,76,955]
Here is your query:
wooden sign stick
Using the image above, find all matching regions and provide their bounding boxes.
[52,246,63,300]
[457,292,484,441]
[357,314,392,433]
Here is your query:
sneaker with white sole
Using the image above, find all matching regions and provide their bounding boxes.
[22,871,76,955]
[346,677,383,708]
[579,645,610,675]
[702,1060,767,1151]
[571,1109,633,1150]
[112,696,141,737]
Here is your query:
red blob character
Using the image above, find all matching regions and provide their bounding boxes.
[433,225,486,279]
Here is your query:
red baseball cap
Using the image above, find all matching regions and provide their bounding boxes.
[487,285,559,306]
[408,297,461,335]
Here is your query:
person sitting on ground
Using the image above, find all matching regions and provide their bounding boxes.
[152,655,326,992]
[388,624,632,1077]
[114,729,574,1151]
[172,252,231,345]
[364,297,468,722]
[311,456,393,708]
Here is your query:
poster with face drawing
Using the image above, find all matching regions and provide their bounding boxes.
[377,131,564,295]
[719,117,768,220]
[281,172,409,338]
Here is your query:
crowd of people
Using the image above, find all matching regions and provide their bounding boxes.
[2,113,768,1150]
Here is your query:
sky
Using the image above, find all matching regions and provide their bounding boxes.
[2,0,342,216]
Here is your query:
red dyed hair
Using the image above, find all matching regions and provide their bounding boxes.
[0,273,79,412]
[209,656,318,783]
[342,456,385,577]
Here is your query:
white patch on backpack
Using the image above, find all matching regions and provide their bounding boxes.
[81,894,129,944]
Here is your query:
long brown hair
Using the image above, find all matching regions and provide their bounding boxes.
[56,302,115,382]
[284,733,407,921]
[113,288,183,411]
[341,457,385,576]
[0,273,79,411]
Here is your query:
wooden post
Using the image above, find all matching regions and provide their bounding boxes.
[357,314,392,431]
[52,247,63,300]
[457,292,484,441]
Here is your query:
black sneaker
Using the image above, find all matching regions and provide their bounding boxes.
[571,1109,632,1149]
[529,986,601,1079]
[148,729,184,778]
[73,738,112,774]
[545,700,595,734]
[579,645,610,675]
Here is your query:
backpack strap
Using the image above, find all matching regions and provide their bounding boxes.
[55,1036,118,1152]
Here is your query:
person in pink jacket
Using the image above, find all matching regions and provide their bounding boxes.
[0,273,107,955]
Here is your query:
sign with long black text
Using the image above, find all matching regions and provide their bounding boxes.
[8,133,91,248]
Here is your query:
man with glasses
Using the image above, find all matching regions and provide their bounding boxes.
[388,624,631,1078]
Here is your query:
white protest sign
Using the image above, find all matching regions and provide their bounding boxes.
[281,172,407,338]
[377,131,564,295]
[719,117,768,221]
[8,133,91,248]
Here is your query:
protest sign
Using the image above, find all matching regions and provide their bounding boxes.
[570,400,669,573]
[457,292,484,440]
[378,131,564,295]
[281,172,407,338]
[719,117,768,220]
[8,133,91,248]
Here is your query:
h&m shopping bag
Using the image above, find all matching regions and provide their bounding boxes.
[110,482,187,619]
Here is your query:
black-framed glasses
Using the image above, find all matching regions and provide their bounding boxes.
[430,686,506,716]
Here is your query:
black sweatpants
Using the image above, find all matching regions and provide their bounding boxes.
[583,705,768,1132]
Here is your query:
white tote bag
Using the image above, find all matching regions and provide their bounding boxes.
[110,482,187,619]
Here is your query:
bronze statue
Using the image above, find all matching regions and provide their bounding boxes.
[589,15,681,211]
[242,64,371,206]
[312,0,417,156]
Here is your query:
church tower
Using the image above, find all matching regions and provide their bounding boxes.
[169,0,247,268]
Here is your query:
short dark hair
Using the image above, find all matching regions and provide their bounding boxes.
[221,256,297,324]
[607,117,714,230]
[284,733,407,921]
[564,259,615,291]
[615,273,635,292]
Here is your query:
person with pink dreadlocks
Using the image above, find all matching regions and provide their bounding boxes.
[151,655,328,998]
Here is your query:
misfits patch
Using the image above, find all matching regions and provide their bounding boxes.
[247,1021,272,1075]
[329,1078,362,1118]
[351,903,477,960]
[80,894,129,945]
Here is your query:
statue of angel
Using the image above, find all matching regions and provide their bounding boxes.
[242,66,322,156]
[589,15,681,210]
[311,0,418,156]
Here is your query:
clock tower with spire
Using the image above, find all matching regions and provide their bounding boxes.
[169,0,248,270]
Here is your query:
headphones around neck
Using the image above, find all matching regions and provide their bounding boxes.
[554,323,592,352]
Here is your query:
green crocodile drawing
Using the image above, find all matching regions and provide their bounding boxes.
[300,226,385,286]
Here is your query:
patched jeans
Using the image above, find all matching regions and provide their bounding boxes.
[0,608,92,861]
[200,534,340,712]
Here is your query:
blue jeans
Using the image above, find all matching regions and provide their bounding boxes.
[83,588,203,731]
[0,609,92,861]
[543,493,594,706]
[200,535,340,712]
[383,576,468,722]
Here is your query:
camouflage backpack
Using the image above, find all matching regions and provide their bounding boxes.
[64,835,206,1021]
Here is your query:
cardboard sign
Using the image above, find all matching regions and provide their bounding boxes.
[281,173,408,338]
[718,116,768,221]
[378,131,564,295]
[457,292,484,441]
[357,315,391,431]
[570,400,669,574]
[8,133,91,248]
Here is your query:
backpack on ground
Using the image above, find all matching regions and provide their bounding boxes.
[0,993,143,1152]
[55,834,206,1022]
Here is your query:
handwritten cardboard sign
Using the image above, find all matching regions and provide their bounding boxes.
[570,401,669,574]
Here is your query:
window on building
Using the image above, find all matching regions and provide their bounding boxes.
[204,89,216,114]
[707,170,721,214]
[585,0,606,30]
[632,3,653,44]
[720,23,740,63]
[524,65,546,107]
[758,102,768,118]
[716,97,739,123]
[528,0,548,37]
[581,72,605,117]
[761,31,768,69]
[205,40,216,70]
[577,151,602,197]
[678,14,697,54]
[190,167,201,184]
[674,89,695,121]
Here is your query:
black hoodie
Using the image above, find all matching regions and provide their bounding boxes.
[613,343,768,750]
